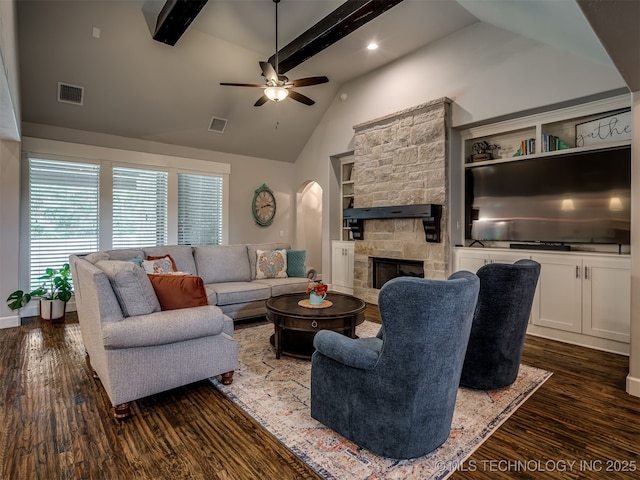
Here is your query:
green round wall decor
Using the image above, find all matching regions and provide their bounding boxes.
[252,184,276,226]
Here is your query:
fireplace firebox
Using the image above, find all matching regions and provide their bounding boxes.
[371,257,425,289]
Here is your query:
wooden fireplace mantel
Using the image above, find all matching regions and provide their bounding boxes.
[343,204,442,243]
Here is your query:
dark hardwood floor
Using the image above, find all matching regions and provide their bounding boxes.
[1,306,638,479]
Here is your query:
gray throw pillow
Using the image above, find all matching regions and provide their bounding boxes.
[95,260,161,317]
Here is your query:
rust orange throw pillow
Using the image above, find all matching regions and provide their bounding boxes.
[147,274,209,311]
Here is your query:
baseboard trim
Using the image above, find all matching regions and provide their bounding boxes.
[0,315,20,329]
[626,375,640,397]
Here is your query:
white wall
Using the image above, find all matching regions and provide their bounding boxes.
[0,139,21,327]
[0,0,20,140]
[294,21,627,279]
[0,0,21,326]
[627,91,640,397]
[296,181,323,274]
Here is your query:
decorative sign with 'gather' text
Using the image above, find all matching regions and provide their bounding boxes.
[575,111,632,147]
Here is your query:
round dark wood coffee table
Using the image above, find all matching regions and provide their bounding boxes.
[266,292,366,359]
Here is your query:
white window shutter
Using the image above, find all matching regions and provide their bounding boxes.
[29,158,100,289]
[112,167,168,248]
[178,173,223,245]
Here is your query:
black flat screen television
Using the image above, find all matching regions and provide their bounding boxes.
[465,146,631,245]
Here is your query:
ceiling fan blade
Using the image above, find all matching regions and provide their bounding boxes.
[254,95,269,107]
[288,90,315,106]
[287,76,329,88]
[259,61,278,84]
[220,82,265,87]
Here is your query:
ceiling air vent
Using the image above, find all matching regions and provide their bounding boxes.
[57,82,84,105]
[208,116,227,134]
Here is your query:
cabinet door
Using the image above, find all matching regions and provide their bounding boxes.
[490,252,531,265]
[331,241,354,293]
[582,257,630,342]
[531,254,582,333]
[454,250,489,273]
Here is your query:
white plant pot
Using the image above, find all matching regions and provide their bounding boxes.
[40,299,66,322]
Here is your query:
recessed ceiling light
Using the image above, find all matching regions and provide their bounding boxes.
[367,42,379,51]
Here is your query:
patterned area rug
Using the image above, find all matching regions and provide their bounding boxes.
[211,321,551,480]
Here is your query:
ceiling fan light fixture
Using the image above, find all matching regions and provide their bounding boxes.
[265,86,288,102]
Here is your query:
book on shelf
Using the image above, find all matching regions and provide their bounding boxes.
[514,138,536,156]
[514,136,571,156]
[541,134,571,152]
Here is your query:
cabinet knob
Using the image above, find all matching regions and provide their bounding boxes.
[584,266,589,279]
[576,265,580,278]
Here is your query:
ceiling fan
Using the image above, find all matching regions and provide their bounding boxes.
[220,0,329,106]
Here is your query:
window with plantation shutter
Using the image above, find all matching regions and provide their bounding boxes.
[29,158,99,290]
[112,167,168,248]
[178,173,223,245]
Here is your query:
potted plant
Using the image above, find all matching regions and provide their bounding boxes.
[6,263,73,322]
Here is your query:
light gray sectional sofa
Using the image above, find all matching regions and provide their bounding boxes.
[89,242,316,320]
[69,242,315,419]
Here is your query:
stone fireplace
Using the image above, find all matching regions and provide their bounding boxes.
[351,97,451,304]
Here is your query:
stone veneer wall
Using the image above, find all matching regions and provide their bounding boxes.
[351,97,452,304]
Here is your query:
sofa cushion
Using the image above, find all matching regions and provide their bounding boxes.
[143,246,197,275]
[104,248,146,262]
[95,260,161,317]
[206,281,271,306]
[285,249,306,277]
[147,274,209,311]
[84,252,110,264]
[204,286,217,306]
[253,277,310,296]
[102,305,226,349]
[195,245,251,283]
[247,243,291,280]
[142,256,176,274]
[255,249,288,279]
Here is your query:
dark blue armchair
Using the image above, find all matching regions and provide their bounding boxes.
[460,259,541,390]
[310,272,480,459]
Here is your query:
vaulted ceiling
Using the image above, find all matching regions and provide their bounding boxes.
[16,0,634,163]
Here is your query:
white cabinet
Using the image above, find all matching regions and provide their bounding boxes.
[581,256,630,343]
[453,248,631,352]
[332,241,354,294]
[454,248,529,272]
[530,254,582,333]
[531,254,630,343]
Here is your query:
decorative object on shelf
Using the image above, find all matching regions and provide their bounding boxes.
[575,110,632,147]
[306,280,328,305]
[252,184,276,226]
[6,263,73,322]
[470,141,500,162]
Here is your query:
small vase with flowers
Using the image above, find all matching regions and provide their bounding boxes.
[306,280,328,305]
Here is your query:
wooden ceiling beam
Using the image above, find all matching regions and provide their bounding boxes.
[268,0,404,74]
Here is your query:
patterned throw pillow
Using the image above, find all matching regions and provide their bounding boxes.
[286,249,306,277]
[255,249,288,279]
[142,255,176,274]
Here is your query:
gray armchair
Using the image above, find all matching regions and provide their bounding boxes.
[310,272,480,459]
[460,259,541,390]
